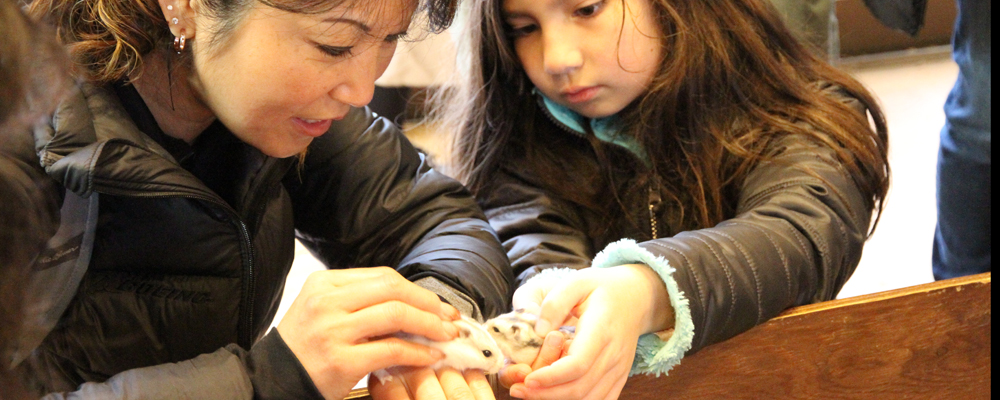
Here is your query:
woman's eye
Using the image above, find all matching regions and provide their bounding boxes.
[317,44,353,57]
[507,23,538,38]
[574,0,605,17]
[384,33,407,44]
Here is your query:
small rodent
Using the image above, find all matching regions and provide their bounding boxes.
[484,308,576,365]
[372,316,505,384]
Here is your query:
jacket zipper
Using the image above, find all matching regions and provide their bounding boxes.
[537,97,664,239]
[235,219,255,349]
[535,95,589,139]
[648,178,662,240]
[97,187,257,350]
[234,157,286,348]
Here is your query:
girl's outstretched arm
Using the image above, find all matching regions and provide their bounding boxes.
[477,169,596,286]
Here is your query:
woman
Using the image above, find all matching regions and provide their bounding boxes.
[8,0,512,399]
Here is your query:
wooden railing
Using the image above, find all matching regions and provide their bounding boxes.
[349,272,991,399]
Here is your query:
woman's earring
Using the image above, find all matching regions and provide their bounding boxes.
[167,5,173,10]
[173,34,186,54]
[172,17,178,25]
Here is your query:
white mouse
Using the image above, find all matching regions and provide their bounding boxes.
[372,316,505,384]
[484,308,576,365]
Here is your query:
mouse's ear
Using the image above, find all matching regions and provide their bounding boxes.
[459,327,471,338]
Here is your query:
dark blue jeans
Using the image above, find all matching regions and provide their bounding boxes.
[933,0,991,280]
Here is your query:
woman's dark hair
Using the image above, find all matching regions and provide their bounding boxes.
[439,0,889,237]
[1,0,67,398]
[28,0,460,83]
[1,0,69,130]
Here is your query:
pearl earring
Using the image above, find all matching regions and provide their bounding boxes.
[167,5,173,10]
[172,17,178,25]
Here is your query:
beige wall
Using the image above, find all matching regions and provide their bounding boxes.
[838,0,957,56]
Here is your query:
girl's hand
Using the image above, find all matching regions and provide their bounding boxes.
[276,267,461,400]
[368,366,495,400]
[509,265,673,400]
[497,330,570,389]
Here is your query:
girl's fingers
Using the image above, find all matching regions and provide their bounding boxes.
[523,353,590,389]
[601,374,629,400]
[347,337,444,373]
[346,300,459,341]
[533,279,596,336]
[524,326,608,388]
[530,331,566,370]
[498,364,531,388]
[520,357,624,400]
[511,281,548,312]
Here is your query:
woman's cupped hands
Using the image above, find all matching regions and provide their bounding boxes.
[276,267,464,400]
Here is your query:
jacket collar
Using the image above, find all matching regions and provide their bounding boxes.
[533,89,649,163]
[34,82,290,204]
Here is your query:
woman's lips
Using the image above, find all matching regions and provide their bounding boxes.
[292,117,335,138]
[562,86,600,104]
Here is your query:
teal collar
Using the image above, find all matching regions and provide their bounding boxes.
[534,89,648,163]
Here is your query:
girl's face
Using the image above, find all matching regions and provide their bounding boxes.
[188,0,415,158]
[503,0,662,119]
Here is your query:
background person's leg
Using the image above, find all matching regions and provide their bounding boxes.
[933,0,991,280]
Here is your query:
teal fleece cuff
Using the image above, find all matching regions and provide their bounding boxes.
[592,239,694,377]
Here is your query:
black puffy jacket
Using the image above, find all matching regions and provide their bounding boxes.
[3,83,512,397]
[478,85,876,357]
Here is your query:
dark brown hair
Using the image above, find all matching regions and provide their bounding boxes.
[28,0,461,84]
[440,0,889,236]
[0,0,69,130]
[1,0,67,398]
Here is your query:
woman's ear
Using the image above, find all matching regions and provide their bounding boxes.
[158,0,197,40]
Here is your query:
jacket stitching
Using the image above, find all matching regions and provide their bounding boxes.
[648,241,706,312]
[690,234,736,331]
[713,229,764,324]
[729,221,792,301]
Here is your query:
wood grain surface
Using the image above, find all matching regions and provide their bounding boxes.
[351,273,991,399]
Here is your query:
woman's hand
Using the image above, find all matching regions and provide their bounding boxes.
[276,267,461,400]
[507,265,673,400]
[368,366,495,400]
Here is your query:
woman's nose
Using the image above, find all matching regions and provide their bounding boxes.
[328,72,375,109]
[542,30,583,76]
[329,43,395,108]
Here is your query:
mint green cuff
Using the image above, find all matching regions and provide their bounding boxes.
[592,239,694,376]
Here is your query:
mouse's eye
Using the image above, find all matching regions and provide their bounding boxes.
[483,350,493,357]
[492,327,500,333]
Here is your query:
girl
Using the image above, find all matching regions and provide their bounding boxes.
[7,0,511,399]
[436,0,889,398]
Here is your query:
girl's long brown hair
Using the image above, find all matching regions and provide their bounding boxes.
[438,0,889,236]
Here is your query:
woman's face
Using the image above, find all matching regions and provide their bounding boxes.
[188,0,416,158]
[502,0,662,119]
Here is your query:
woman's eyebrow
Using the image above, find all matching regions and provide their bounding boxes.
[502,9,530,19]
[323,17,371,33]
